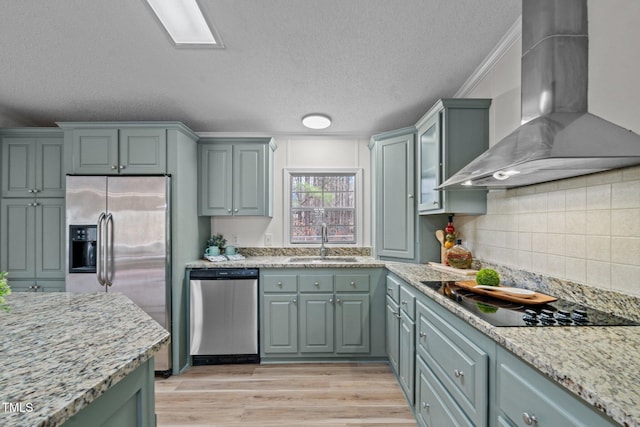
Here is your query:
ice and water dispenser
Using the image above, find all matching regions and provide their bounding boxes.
[69,225,97,273]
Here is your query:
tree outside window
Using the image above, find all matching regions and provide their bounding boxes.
[290,174,356,244]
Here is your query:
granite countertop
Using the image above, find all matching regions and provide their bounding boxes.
[0,292,170,427]
[384,261,640,427]
[186,255,386,269]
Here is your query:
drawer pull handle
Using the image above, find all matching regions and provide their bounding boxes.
[419,332,426,338]
[387,287,393,292]
[522,412,538,425]
[454,369,464,378]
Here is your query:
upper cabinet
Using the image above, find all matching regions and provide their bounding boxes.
[416,99,490,215]
[369,128,416,260]
[1,129,65,198]
[58,123,169,175]
[198,137,276,216]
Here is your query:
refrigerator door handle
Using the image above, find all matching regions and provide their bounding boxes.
[105,213,114,287]
[96,212,106,287]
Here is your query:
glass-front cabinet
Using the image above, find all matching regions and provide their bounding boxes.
[417,112,441,213]
[416,99,490,215]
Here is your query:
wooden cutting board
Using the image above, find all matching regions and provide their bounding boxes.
[454,280,557,305]
[428,262,478,276]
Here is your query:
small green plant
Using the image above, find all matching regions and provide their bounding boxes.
[207,233,227,248]
[0,271,11,312]
[476,268,501,287]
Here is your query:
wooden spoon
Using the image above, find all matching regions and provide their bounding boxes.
[434,230,447,264]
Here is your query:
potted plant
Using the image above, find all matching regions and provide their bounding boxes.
[0,272,10,312]
[205,233,226,257]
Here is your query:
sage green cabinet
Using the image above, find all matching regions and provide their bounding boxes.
[416,99,490,214]
[260,268,385,362]
[263,294,298,354]
[198,138,276,216]
[496,348,617,427]
[58,123,168,174]
[370,128,415,260]
[1,130,64,198]
[0,198,65,287]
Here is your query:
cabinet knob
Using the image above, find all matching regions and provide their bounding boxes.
[119,165,126,170]
[28,189,34,193]
[111,165,118,170]
[277,281,283,287]
[401,300,407,305]
[350,281,356,286]
[522,412,538,425]
[329,298,334,303]
[227,209,232,213]
[234,208,239,213]
[394,313,401,319]
[421,402,430,410]
[419,331,426,338]
[454,369,464,378]
[291,298,297,304]
[29,202,40,207]
[336,298,342,304]
[432,200,439,205]
[387,287,393,292]
[408,194,414,198]
[314,281,320,287]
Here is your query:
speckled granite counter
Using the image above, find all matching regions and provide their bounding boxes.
[0,292,170,427]
[186,255,386,269]
[384,261,640,427]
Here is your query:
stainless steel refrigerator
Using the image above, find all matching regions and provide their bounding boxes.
[65,175,172,373]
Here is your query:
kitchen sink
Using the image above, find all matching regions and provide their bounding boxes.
[286,256,359,263]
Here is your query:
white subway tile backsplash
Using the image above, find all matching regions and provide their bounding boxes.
[456,167,640,296]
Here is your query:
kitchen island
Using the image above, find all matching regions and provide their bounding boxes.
[0,292,170,427]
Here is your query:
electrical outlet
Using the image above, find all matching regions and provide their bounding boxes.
[231,234,239,245]
[264,233,273,246]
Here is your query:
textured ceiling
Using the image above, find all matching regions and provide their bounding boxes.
[0,1,521,136]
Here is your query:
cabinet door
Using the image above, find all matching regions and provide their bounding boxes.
[233,143,266,216]
[386,296,400,373]
[72,129,119,174]
[376,133,415,259]
[119,128,167,174]
[36,138,65,197]
[415,355,474,427]
[299,293,334,353]
[199,144,233,216]
[399,312,415,405]
[335,293,370,353]
[35,199,65,278]
[417,112,442,213]
[0,199,36,278]
[2,137,34,197]
[263,294,298,354]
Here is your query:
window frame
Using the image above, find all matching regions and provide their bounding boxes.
[284,168,363,247]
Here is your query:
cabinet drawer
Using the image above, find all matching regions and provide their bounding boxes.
[497,349,617,427]
[335,274,370,292]
[299,274,333,293]
[416,300,488,426]
[262,274,297,292]
[386,274,401,303]
[399,285,415,320]
[416,354,474,427]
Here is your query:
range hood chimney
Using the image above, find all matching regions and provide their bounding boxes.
[439,0,640,189]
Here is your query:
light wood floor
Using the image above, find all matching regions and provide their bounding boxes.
[155,363,417,426]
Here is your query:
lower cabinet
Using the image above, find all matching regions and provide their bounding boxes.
[385,270,619,427]
[260,268,385,361]
[496,347,617,427]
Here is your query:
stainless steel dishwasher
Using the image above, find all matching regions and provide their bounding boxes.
[189,268,259,365]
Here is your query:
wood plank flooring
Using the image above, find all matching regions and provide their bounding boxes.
[155,363,417,426]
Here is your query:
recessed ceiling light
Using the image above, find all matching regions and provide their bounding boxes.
[146,0,222,47]
[302,114,332,130]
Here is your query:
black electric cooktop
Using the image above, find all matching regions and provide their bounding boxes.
[421,281,639,327]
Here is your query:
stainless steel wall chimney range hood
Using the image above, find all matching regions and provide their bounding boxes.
[439,0,640,189]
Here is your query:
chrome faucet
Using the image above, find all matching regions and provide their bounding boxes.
[320,222,328,258]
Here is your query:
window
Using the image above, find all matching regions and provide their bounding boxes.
[289,172,358,244]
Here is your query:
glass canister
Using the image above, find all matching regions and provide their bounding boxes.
[446,239,473,269]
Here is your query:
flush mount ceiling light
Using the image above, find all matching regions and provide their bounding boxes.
[302,114,332,130]
[146,0,223,47]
